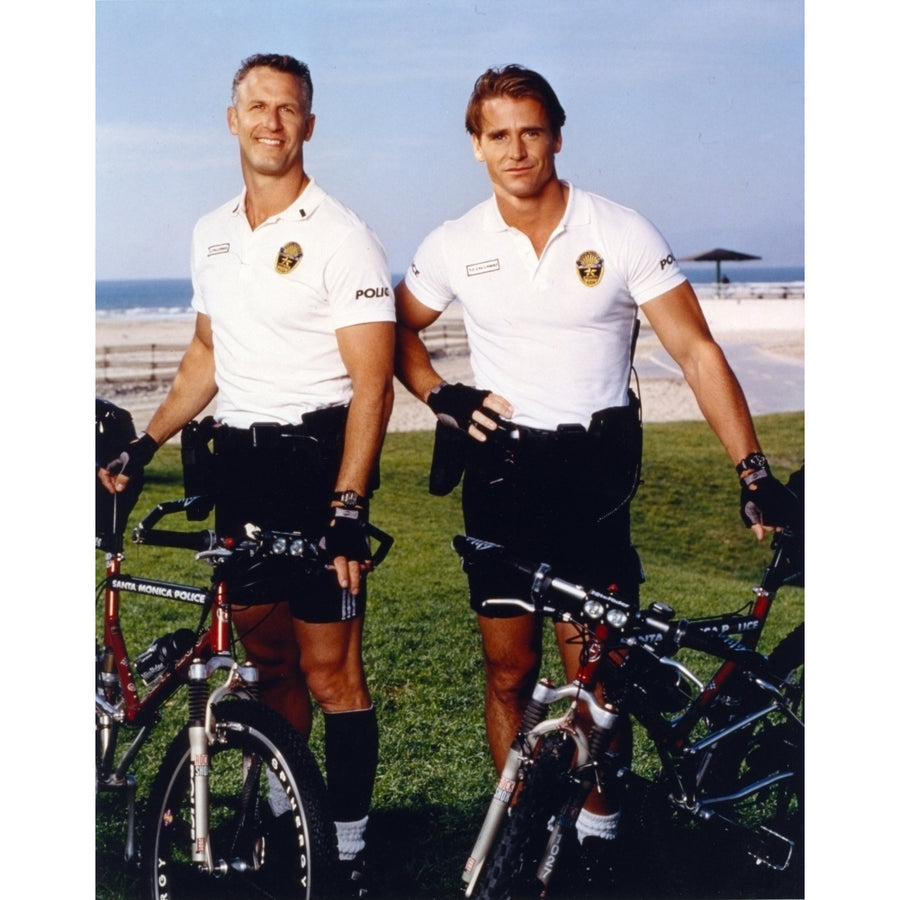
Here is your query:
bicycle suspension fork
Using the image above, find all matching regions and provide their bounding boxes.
[534,719,618,890]
[462,689,551,893]
[188,662,213,868]
[462,679,619,894]
[187,656,261,872]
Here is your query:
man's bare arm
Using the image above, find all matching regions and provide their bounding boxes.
[642,282,762,465]
[98,313,218,494]
[642,282,786,539]
[334,320,395,497]
[393,280,445,402]
[144,313,218,445]
[328,320,395,593]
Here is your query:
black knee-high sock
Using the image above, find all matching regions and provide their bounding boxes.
[323,705,379,822]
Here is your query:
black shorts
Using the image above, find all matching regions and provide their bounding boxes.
[210,408,366,624]
[461,406,643,617]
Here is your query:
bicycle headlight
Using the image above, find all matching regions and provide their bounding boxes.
[606,608,629,629]
[583,597,605,619]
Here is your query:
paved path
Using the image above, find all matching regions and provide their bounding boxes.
[636,339,804,417]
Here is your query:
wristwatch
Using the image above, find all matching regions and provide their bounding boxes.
[332,490,366,509]
[735,452,768,476]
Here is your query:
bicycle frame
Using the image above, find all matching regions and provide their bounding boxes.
[459,527,803,894]
[97,545,259,865]
[96,496,279,867]
[97,494,394,868]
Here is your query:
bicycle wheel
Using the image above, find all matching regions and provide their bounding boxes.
[142,699,336,899]
[713,625,804,870]
[724,624,804,871]
[638,625,804,897]
[471,731,576,900]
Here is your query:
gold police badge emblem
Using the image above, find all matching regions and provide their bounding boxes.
[576,250,604,287]
[275,241,303,274]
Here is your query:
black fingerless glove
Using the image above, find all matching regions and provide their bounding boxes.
[737,454,800,530]
[426,382,490,432]
[105,432,158,477]
[323,507,371,564]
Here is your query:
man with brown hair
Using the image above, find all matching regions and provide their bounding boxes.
[394,64,794,885]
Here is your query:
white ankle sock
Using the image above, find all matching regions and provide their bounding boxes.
[335,815,368,861]
[576,808,620,843]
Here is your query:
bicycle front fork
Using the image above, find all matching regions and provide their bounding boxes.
[462,680,620,895]
[188,663,213,867]
[187,658,260,871]
[533,725,615,890]
[462,693,550,894]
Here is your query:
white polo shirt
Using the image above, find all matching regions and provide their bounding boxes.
[191,179,395,428]
[405,184,685,429]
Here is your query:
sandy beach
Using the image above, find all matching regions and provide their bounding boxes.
[96,298,804,433]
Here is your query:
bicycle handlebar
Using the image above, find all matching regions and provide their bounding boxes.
[135,527,218,552]
[453,530,800,666]
[452,534,634,629]
[131,498,217,551]
[131,495,395,569]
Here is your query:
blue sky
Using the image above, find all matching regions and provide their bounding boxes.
[96,0,804,280]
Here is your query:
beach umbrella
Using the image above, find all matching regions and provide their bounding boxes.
[679,248,761,284]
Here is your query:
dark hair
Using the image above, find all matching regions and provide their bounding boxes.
[464,65,566,137]
[231,53,313,111]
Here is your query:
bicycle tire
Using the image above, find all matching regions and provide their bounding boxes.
[471,731,575,900]
[725,623,804,872]
[640,625,804,897]
[707,624,803,846]
[142,699,337,900]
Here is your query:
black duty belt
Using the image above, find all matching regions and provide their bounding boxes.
[213,405,349,449]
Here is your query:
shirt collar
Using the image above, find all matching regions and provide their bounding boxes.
[230,177,324,222]
[482,180,584,231]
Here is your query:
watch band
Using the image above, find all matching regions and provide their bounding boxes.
[332,490,367,509]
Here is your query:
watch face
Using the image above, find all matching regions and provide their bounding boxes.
[341,491,359,507]
[739,453,767,472]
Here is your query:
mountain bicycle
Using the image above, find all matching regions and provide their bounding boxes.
[96,491,393,899]
[454,472,803,899]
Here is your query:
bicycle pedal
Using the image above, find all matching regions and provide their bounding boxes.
[746,825,794,871]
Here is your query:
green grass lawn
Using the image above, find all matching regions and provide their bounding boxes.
[96,412,804,898]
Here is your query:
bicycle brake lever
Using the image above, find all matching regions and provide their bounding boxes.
[363,522,395,568]
[196,547,233,561]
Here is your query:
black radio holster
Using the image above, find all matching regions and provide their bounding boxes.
[180,416,217,519]
[428,420,468,496]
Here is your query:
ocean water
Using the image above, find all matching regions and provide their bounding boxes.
[678,264,804,285]
[96,266,805,316]
[96,278,194,318]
